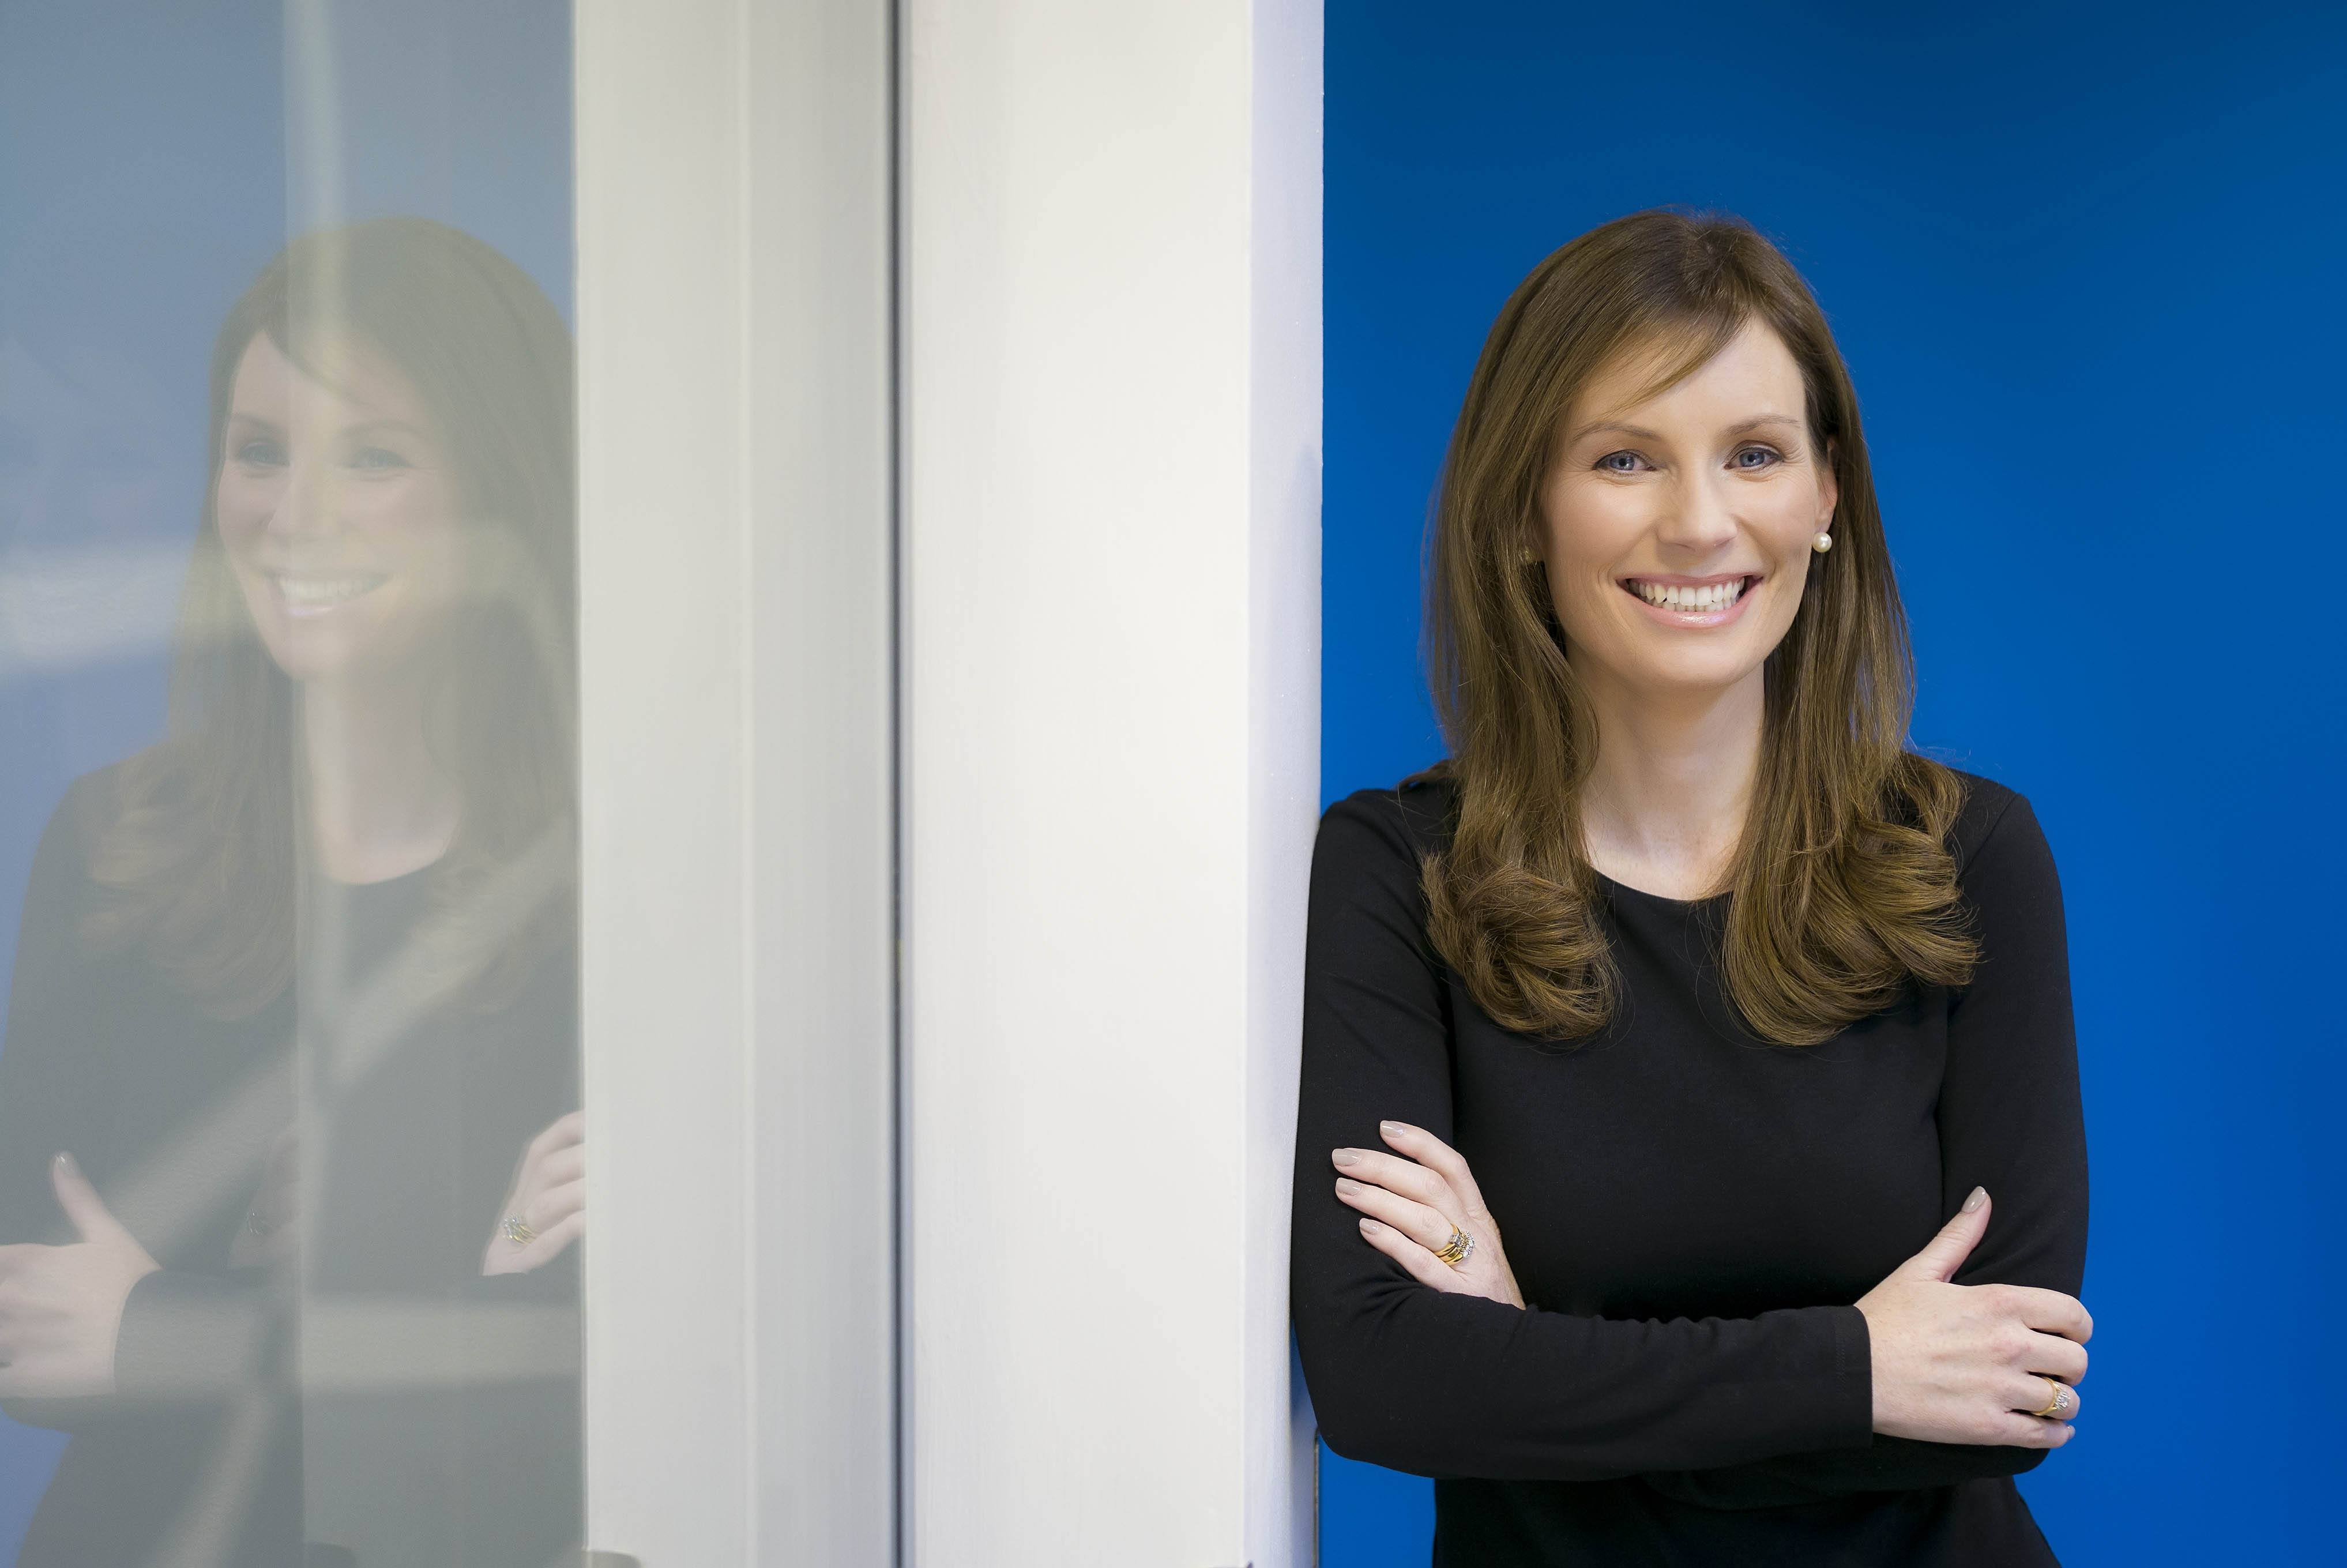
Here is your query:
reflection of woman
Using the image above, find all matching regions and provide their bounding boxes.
[1292,211,2091,1565]
[0,217,582,1566]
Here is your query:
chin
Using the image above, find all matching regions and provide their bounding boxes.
[252,620,401,686]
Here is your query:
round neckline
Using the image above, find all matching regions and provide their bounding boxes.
[1590,866,1730,910]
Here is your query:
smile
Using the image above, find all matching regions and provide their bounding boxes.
[270,571,389,615]
[1618,573,1759,626]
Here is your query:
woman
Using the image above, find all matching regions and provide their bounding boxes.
[1291,209,2091,1566]
[0,216,585,1566]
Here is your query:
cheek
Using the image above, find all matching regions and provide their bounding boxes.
[355,479,462,562]
[1544,484,1646,570]
[1757,475,1827,540]
[212,473,270,546]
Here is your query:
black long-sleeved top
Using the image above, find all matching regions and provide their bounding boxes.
[0,766,582,1567]
[1291,766,2089,1566]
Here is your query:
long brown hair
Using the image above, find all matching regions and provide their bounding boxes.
[1416,208,1977,1047]
[80,216,577,1018]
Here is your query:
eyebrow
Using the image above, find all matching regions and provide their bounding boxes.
[223,411,427,442]
[1567,412,1804,445]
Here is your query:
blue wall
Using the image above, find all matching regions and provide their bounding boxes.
[1319,4,2346,1564]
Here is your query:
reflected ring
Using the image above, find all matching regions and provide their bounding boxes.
[502,1214,538,1248]
[2031,1377,2071,1420]
[1433,1224,1474,1268]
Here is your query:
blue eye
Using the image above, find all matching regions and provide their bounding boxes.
[234,438,287,467]
[1732,446,1782,470]
[347,446,413,472]
[1598,450,1646,474]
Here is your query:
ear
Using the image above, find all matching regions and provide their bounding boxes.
[1818,438,1841,528]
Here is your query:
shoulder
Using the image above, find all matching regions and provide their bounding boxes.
[18,747,185,910]
[29,761,129,870]
[1317,766,1458,870]
[1936,764,2064,916]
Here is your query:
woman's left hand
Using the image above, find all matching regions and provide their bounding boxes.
[0,1153,162,1399]
[1332,1120,1525,1309]
[482,1111,584,1277]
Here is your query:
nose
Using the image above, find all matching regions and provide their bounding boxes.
[1653,466,1740,558]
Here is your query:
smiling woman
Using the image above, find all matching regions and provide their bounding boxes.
[1291,209,2092,1567]
[0,217,585,1567]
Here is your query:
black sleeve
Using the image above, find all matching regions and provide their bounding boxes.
[0,787,107,1259]
[1290,791,1876,1481]
[0,786,277,1433]
[1638,790,2091,1507]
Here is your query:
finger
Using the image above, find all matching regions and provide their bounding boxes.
[1985,1411,2074,1448]
[1997,1284,2093,1344]
[1335,1178,1456,1254]
[1378,1121,1493,1220]
[2022,1330,2089,1386]
[2005,1375,2085,1423]
[532,1144,585,1191]
[1330,1146,1454,1213]
[511,1210,585,1273]
[1356,1217,1459,1292]
[530,1111,586,1157]
[1895,1187,1989,1284]
[526,1179,585,1232]
[49,1154,129,1246]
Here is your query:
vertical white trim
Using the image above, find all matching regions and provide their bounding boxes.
[575,2,896,1562]
[900,3,1322,1563]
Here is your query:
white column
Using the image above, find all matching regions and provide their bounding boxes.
[575,2,895,1563]
[900,3,1322,1565]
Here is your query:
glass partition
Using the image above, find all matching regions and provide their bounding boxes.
[0,3,896,1563]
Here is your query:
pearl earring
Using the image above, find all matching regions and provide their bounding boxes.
[1811,531,1833,554]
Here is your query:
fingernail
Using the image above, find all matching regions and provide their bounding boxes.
[53,1152,73,1174]
[1962,1186,1985,1213]
[1332,1148,1360,1167]
[1335,1177,1363,1196]
[1359,1218,1383,1234]
[1379,1120,1408,1137]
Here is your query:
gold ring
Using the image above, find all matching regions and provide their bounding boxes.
[502,1214,538,1247]
[2030,1377,2070,1419]
[1433,1225,1474,1268]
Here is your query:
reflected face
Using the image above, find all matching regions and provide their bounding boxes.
[1535,319,1838,698]
[214,333,466,684]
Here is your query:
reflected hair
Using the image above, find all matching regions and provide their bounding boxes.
[1411,207,1978,1047]
[81,217,577,1017]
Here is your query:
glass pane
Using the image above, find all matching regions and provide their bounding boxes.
[0,5,586,1564]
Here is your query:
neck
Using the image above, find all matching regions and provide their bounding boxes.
[1570,655,1765,900]
[299,665,460,885]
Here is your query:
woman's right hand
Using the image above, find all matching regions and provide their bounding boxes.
[1854,1187,2090,1448]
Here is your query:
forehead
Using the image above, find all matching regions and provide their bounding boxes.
[227,331,427,427]
[1569,318,1805,430]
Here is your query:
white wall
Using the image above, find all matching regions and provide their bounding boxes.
[900,3,1322,1565]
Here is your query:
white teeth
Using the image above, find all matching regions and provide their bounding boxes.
[1629,577,1747,610]
[275,574,382,608]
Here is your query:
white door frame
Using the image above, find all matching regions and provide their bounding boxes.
[900,3,1322,1565]
[576,1,1321,1561]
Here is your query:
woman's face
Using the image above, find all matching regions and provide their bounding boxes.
[1535,318,1837,701]
[214,332,467,685]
